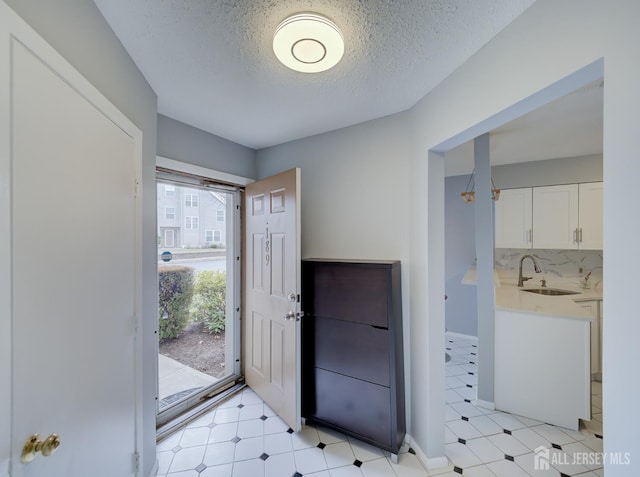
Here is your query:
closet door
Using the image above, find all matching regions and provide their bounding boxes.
[1,3,143,475]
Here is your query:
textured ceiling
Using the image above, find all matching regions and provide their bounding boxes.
[93,0,536,149]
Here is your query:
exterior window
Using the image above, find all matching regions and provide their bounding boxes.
[216,210,225,222]
[213,230,222,242]
[205,230,214,242]
[185,216,199,230]
[165,185,175,197]
[165,207,175,220]
[185,194,199,207]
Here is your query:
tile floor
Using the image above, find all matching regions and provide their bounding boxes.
[156,333,604,476]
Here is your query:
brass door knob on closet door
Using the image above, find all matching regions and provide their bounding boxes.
[21,433,61,463]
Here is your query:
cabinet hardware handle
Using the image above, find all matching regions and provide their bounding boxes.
[528,229,532,244]
[579,228,583,243]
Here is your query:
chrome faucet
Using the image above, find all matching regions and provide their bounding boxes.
[518,254,542,287]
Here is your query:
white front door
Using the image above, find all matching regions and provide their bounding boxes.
[244,168,302,431]
[1,3,142,476]
[164,229,175,247]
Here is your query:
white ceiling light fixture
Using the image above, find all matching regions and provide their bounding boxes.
[273,13,344,73]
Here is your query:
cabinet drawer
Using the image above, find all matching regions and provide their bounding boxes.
[313,316,390,387]
[303,263,389,327]
[310,368,392,447]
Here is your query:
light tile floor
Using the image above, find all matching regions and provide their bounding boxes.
[156,334,604,477]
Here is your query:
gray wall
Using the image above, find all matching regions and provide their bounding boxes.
[257,113,412,264]
[444,154,603,337]
[157,114,257,179]
[3,1,159,475]
[492,154,603,189]
[445,176,478,336]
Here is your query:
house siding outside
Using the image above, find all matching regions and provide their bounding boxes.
[157,184,227,249]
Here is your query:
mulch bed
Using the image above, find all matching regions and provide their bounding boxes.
[159,321,227,378]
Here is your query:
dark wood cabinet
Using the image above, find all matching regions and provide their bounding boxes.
[302,259,406,458]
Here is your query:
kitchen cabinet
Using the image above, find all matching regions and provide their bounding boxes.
[494,187,533,248]
[495,308,591,431]
[577,182,604,250]
[533,184,579,249]
[301,259,405,460]
[577,299,602,382]
[495,182,602,250]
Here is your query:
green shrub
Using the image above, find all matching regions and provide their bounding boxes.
[158,266,194,340]
[191,270,226,334]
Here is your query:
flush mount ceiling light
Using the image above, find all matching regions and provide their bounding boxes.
[273,13,344,73]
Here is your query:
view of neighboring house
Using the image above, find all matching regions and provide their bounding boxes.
[157,184,227,249]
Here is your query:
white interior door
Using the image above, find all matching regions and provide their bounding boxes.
[244,168,302,431]
[1,3,142,475]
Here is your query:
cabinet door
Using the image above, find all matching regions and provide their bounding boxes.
[312,368,392,447]
[578,182,603,250]
[494,188,532,248]
[533,184,579,249]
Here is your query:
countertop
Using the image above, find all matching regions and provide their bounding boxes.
[463,267,602,321]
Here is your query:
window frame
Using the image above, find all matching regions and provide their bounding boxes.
[185,193,199,207]
[185,216,199,230]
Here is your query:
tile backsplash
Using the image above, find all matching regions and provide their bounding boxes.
[495,248,603,288]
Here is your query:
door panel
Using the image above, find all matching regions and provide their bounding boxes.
[244,168,301,431]
[533,184,579,249]
[578,182,603,250]
[2,5,141,475]
[494,188,533,249]
[313,368,392,446]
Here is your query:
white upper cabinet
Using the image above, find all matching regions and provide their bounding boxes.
[494,188,533,248]
[578,182,604,250]
[533,184,580,249]
[495,182,603,250]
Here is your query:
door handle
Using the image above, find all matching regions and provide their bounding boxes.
[21,433,61,463]
[283,311,304,322]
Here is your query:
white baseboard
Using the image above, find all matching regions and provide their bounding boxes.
[445,331,478,341]
[425,456,450,472]
[404,434,450,472]
[475,399,495,410]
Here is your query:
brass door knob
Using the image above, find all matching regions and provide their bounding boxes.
[21,433,61,463]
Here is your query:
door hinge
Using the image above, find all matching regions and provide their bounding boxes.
[132,452,140,473]
[134,179,140,198]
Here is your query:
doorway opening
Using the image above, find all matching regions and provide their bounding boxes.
[437,65,604,473]
[156,172,242,424]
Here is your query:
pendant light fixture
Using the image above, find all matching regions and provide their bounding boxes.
[461,171,501,203]
[273,13,344,73]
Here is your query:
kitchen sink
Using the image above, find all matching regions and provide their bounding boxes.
[522,288,580,296]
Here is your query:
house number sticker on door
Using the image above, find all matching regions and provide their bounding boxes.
[265,224,270,266]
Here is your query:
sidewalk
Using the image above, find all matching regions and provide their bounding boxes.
[158,354,219,407]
